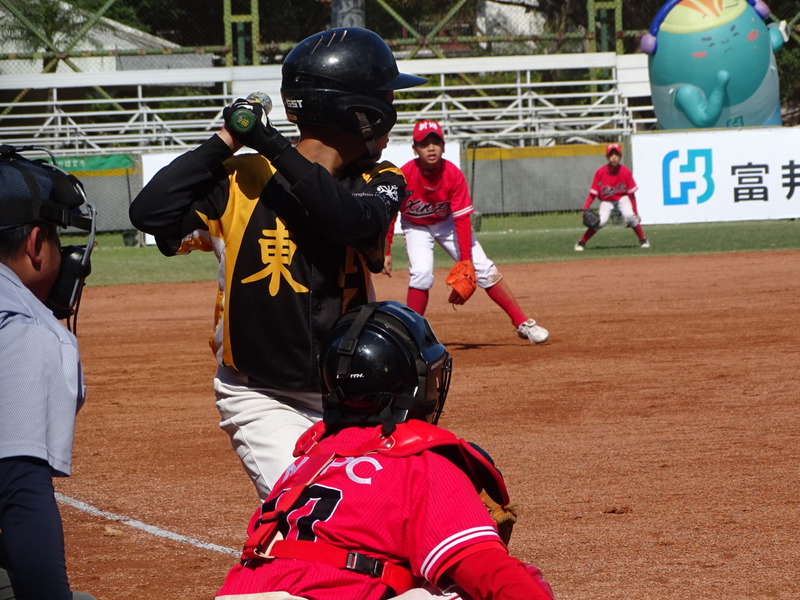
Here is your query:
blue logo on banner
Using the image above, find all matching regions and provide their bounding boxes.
[662,149,714,206]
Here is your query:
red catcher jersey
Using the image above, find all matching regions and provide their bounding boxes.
[216,426,504,599]
[589,164,639,202]
[400,158,474,225]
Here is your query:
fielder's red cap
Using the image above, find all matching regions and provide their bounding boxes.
[605,143,622,156]
[413,120,445,143]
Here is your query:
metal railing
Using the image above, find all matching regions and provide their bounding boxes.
[0,53,653,155]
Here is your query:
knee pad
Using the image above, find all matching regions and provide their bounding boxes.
[627,215,641,228]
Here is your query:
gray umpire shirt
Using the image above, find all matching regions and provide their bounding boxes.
[0,263,85,477]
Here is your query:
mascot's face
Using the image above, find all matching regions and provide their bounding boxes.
[649,0,771,103]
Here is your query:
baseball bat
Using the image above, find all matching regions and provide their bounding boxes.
[227,91,273,134]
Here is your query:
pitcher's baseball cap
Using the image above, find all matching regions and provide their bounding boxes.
[605,143,622,156]
[413,120,445,143]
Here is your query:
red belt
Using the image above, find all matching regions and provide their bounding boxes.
[266,539,417,594]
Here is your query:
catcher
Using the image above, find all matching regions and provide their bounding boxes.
[215,301,555,600]
[575,143,650,251]
[384,119,549,344]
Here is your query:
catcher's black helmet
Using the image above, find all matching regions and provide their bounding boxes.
[281,28,427,143]
[318,301,452,434]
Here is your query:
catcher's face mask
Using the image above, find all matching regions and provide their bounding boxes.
[319,301,452,434]
[0,145,97,333]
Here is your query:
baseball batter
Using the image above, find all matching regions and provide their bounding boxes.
[385,119,549,344]
[575,143,650,251]
[129,28,427,499]
[215,301,555,600]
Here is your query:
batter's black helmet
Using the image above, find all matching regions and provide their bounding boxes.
[281,28,427,144]
[319,301,452,434]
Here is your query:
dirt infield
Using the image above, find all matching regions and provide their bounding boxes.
[56,251,799,600]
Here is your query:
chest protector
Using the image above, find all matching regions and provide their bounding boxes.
[239,422,509,595]
[295,420,509,505]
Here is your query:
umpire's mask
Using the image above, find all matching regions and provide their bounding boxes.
[0,145,97,333]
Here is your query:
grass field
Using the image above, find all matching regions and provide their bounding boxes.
[72,213,800,287]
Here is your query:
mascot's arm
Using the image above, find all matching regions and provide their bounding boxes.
[675,70,729,128]
[768,21,788,51]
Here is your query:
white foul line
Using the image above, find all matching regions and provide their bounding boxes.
[56,493,240,557]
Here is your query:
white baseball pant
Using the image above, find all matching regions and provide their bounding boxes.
[214,365,323,500]
[401,216,502,290]
[597,196,639,228]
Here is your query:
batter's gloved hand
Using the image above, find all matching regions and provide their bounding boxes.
[446,260,477,305]
[223,98,291,162]
[582,209,600,230]
[480,490,517,545]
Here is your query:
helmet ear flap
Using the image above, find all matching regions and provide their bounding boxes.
[336,94,398,139]
[281,89,397,142]
[288,92,397,140]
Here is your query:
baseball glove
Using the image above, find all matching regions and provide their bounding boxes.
[582,209,600,230]
[480,490,517,545]
[446,260,477,305]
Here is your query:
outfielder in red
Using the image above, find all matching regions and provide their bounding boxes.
[575,142,649,251]
[385,120,549,345]
[216,301,555,600]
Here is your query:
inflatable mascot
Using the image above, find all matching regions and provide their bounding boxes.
[641,0,789,129]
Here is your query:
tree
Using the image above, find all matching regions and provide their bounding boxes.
[1,0,92,71]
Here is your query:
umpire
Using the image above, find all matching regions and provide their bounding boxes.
[0,146,96,600]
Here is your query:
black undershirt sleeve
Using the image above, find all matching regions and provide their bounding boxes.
[128,135,233,241]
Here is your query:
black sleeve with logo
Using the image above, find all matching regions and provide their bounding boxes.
[128,135,233,253]
[129,135,404,392]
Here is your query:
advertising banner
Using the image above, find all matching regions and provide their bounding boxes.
[632,128,800,224]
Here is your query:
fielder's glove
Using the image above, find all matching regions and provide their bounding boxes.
[223,98,291,162]
[480,490,517,545]
[446,260,477,305]
[582,209,600,230]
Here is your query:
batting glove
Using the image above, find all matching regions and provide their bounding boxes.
[223,98,291,162]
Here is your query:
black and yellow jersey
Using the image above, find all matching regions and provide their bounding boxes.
[130,135,403,392]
